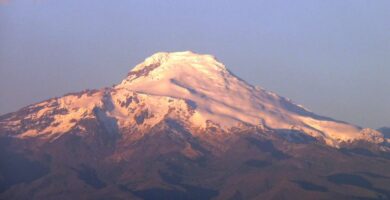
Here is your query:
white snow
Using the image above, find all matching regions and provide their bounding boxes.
[4,51,385,147]
[17,91,105,139]
[116,51,384,146]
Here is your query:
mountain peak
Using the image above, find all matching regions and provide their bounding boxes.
[117,51,232,98]
[128,51,226,75]
[111,51,384,146]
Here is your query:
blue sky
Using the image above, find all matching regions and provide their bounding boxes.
[0,0,389,128]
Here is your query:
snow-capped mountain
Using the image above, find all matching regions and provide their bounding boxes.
[0,51,385,147]
[2,51,390,200]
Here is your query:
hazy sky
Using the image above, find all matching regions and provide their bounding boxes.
[0,0,389,128]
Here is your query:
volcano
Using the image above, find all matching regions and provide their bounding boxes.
[1,51,390,200]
